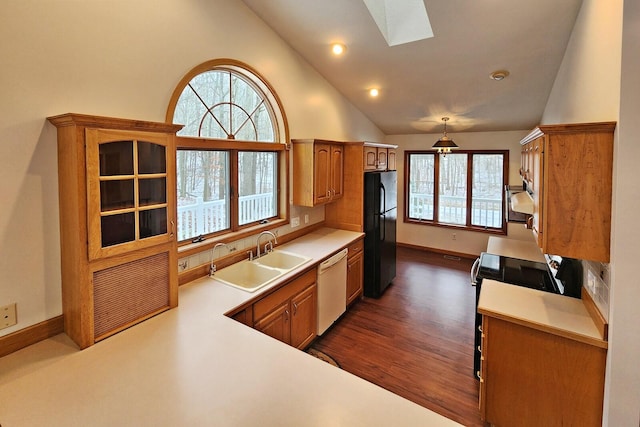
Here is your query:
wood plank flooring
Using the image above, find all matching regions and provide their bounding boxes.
[312,246,484,426]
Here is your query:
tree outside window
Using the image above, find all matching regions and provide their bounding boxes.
[405,150,507,232]
[167,61,287,242]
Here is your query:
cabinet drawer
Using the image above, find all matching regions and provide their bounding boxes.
[254,269,316,321]
[348,239,363,258]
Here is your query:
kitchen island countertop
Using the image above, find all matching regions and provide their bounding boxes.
[0,227,460,426]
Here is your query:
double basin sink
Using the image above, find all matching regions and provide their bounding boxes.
[213,250,312,292]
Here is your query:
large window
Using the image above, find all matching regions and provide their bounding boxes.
[405,150,507,232]
[167,60,288,243]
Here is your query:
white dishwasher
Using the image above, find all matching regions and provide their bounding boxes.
[316,248,348,335]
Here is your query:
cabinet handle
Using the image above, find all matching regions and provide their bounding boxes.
[478,325,483,333]
[292,302,298,315]
[477,345,482,353]
[170,220,175,238]
[285,309,289,321]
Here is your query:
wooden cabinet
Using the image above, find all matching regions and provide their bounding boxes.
[363,143,396,171]
[387,148,397,170]
[480,315,607,427]
[520,122,615,262]
[47,113,182,349]
[253,269,317,349]
[325,141,398,232]
[346,239,364,305]
[229,306,253,326]
[292,139,344,206]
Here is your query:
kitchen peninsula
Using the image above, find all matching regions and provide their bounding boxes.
[0,228,460,426]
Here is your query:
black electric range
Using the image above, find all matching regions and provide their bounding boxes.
[471,252,560,379]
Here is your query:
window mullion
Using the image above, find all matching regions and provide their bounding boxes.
[466,153,473,227]
[433,153,440,223]
[229,150,239,231]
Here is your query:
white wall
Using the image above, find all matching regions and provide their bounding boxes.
[539,0,640,425]
[0,0,383,337]
[386,130,531,256]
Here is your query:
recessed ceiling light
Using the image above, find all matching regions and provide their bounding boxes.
[369,88,379,97]
[489,70,510,81]
[331,43,346,56]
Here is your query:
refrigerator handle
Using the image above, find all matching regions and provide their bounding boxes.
[380,182,386,214]
[381,213,386,241]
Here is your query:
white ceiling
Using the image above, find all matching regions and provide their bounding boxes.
[240,0,583,134]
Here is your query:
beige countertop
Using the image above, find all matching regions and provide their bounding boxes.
[0,227,460,427]
[478,279,607,349]
[486,236,546,263]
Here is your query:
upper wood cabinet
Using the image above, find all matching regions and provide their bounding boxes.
[364,143,397,171]
[47,113,183,349]
[325,141,397,232]
[292,139,344,207]
[520,122,615,262]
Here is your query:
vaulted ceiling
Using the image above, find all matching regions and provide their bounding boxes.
[241,0,583,134]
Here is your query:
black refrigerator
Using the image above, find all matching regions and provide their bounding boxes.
[363,171,397,298]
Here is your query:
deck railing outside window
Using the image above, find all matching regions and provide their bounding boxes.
[408,194,502,228]
[177,192,274,241]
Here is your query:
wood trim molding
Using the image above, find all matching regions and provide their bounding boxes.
[0,315,64,358]
[397,242,477,260]
[582,287,609,341]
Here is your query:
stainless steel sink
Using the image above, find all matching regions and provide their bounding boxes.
[213,250,311,292]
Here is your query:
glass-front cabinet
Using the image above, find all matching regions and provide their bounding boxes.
[86,129,174,260]
[48,114,182,349]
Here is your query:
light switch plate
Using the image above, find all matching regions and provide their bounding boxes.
[1,303,17,330]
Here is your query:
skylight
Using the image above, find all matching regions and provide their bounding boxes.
[362,0,434,46]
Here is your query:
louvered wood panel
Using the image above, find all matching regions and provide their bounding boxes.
[93,252,169,340]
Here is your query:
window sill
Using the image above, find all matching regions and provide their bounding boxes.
[177,218,289,258]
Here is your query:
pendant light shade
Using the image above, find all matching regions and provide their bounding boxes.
[433,117,458,156]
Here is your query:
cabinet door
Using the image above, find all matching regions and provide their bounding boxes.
[330,144,344,199]
[313,144,331,205]
[531,137,544,246]
[376,148,388,170]
[86,128,175,260]
[364,146,378,171]
[387,149,397,171]
[290,284,317,349]
[346,252,363,305]
[254,301,291,344]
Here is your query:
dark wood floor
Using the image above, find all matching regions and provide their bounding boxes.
[312,246,484,426]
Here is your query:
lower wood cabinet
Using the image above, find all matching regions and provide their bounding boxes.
[346,239,364,305]
[253,269,317,350]
[480,315,607,427]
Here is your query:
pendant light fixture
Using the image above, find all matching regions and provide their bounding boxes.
[432,117,458,156]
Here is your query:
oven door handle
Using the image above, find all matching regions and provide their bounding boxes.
[470,257,480,286]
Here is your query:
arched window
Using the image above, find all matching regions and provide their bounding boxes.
[166,60,289,243]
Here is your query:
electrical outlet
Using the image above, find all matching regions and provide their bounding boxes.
[304,214,309,224]
[291,217,300,227]
[452,233,457,240]
[1,303,17,330]
[178,260,188,272]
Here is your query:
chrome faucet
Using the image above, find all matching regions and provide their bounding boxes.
[210,242,229,277]
[256,231,278,258]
